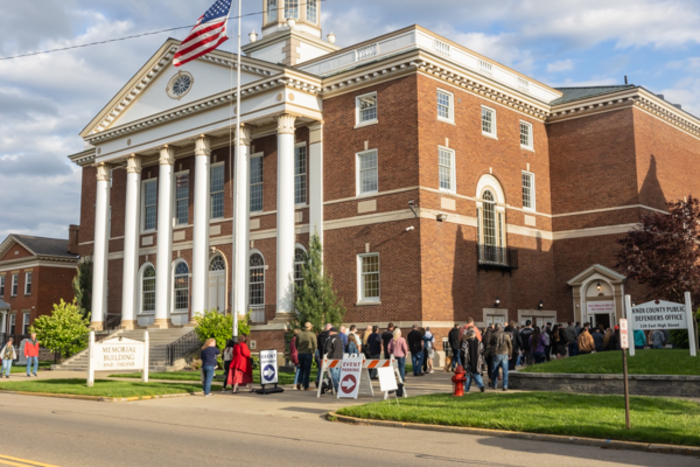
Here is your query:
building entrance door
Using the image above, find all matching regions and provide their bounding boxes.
[209,256,226,313]
[591,313,612,330]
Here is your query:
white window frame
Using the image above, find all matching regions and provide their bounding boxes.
[22,312,30,335]
[355,91,378,127]
[438,146,456,193]
[356,149,379,196]
[210,162,225,220]
[305,0,317,23]
[0,275,5,297]
[175,170,190,226]
[357,253,381,304]
[481,105,497,138]
[285,0,299,19]
[294,143,307,206]
[24,272,32,295]
[9,313,16,333]
[294,244,307,292]
[522,171,536,211]
[11,274,18,297]
[249,251,266,308]
[139,263,156,315]
[520,120,534,150]
[250,153,264,213]
[172,259,190,313]
[141,179,157,233]
[267,0,278,23]
[437,88,454,123]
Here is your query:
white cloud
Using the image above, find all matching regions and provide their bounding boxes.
[547,59,574,74]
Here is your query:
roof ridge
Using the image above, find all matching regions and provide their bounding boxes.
[555,85,634,90]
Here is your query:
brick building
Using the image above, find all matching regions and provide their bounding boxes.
[0,234,78,339]
[68,2,700,349]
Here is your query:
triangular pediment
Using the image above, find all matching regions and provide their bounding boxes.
[81,39,284,138]
[0,236,35,262]
[567,264,626,286]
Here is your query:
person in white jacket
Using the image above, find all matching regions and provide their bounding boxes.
[1,338,17,378]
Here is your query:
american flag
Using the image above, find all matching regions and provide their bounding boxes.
[173,0,233,67]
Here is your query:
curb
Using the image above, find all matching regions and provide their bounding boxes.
[327,412,700,457]
[0,389,203,403]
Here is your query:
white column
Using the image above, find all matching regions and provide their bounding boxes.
[121,155,141,330]
[308,122,324,248]
[191,137,211,321]
[276,114,296,316]
[233,125,252,332]
[90,163,111,330]
[154,146,175,328]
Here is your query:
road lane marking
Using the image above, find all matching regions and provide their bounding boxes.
[0,454,60,467]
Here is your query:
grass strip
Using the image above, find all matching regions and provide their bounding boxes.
[337,392,700,447]
[520,349,700,375]
[110,369,296,385]
[9,362,53,374]
[0,378,215,398]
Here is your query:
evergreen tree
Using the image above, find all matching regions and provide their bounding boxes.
[293,235,345,333]
[72,256,92,318]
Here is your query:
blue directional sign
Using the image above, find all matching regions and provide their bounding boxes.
[259,349,278,384]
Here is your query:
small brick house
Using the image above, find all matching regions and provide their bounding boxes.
[0,234,78,338]
[67,1,700,350]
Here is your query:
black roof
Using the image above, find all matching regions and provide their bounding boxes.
[11,235,77,259]
[551,85,636,106]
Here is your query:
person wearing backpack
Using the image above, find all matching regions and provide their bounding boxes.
[488,324,513,391]
[221,339,235,392]
[422,327,436,374]
[1,338,17,378]
[462,329,485,392]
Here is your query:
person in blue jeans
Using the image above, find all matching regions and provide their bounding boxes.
[407,325,424,376]
[488,324,513,391]
[200,338,220,397]
[323,328,344,393]
[1,338,17,378]
[463,330,485,392]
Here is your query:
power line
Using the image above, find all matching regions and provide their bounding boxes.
[0,2,329,62]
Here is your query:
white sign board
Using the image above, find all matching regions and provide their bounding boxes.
[587,301,615,315]
[377,366,398,393]
[93,338,145,370]
[337,356,363,399]
[619,319,629,350]
[631,300,688,331]
[259,349,278,385]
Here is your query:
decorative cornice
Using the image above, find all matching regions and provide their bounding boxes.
[277,114,297,134]
[159,146,175,166]
[126,154,142,174]
[634,94,700,138]
[96,163,111,182]
[236,125,253,146]
[194,136,212,157]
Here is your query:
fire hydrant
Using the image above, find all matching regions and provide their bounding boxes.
[452,364,467,397]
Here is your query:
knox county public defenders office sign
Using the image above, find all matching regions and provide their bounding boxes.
[631,300,688,331]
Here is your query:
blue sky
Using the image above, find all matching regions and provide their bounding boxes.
[1,0,699,238]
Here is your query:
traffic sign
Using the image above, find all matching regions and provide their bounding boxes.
[337,355,363,399]
[619,318,629,350]
[259,349,278,385]
[340,374,357,393]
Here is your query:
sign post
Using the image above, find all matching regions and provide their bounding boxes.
[337,355,363,399]
[685,292,697,357]
[255,349,284,395]
[143,331,149,383]
[87,331,95,388]
[619,317,631,430]
[87,334,148,387]
[629,294,697,357]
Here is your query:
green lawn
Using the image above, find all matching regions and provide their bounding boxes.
[8,361,53,374]
[337,392,700,447]
[0,378,215,398]
[111,368,296,385]
[519,349,700,375]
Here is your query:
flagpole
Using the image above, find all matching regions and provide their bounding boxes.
[233,0,242,339]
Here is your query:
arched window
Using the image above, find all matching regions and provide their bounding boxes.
[210,256,225,272]
[477,180,506,264]
[294,247,307,291]
[209,255,226,313]
[482,191,497,247]
[173,261,189,312]
[141,265,156,313]
[249,253,265,307]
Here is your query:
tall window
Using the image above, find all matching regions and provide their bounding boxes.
[9,314,16,334]
[0,275,5,297]
[295,145,307,205]
[267,0,278,22]
[210,164,224,219]
[175,173,189,225]
[142,180,157,231]
[522,172,535,210]
[141,265,156,313]
[173,261,189,312]
[437,89,453,122]
[357,150,378,195]
[306,0,317,22]
[285,0,299,19]
[24,272,32,295]
[482,191,497,247]
[358,253,380,302]
[23,312,30,335]
[520,121,533,149]
[249,253,265,307]
[250,155,263,212]
[356,92,378,125]
[482,106,496,137]
[438,147,455,192]
[478,189,506,263]
[294,247,306,291]
[11,274,18,296]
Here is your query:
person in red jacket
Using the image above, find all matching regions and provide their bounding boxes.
[25,333,40,377]
[227,336,253,393]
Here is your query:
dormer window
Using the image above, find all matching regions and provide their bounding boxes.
[267,0,278,22]
[306,0,317,23]
[285,0,299,19]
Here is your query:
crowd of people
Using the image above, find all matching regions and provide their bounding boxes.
[0,333,41,378]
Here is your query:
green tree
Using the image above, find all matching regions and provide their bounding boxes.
[30,299,91,358]
[194,310,251,351]
[72,256,92,318]
[293,234,346,333]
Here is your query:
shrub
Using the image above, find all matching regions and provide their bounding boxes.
[30,299,91,358]
[193,310,251,351]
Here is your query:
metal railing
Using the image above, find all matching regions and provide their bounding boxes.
[166,330,202,366]
[477,245,518,270]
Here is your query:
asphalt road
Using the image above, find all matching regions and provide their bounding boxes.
[1,389,698,467]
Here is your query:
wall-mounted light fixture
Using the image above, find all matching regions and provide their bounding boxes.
[596,282,602,292]
[494,297,500,307]
[436,213,448,222]
[538,300,544,310]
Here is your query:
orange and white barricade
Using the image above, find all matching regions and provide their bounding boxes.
[316,355,407,398]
